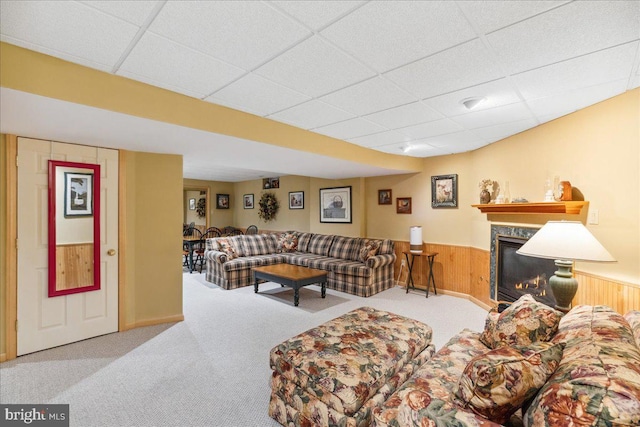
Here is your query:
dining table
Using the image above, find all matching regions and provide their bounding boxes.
[183,236,203,274]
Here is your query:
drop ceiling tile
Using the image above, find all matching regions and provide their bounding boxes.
[313,117,386,140]
[320,1,476,73]
[364,102,443,129]
[451,102,534,130]
[415,130,486,149]
[320,76,417,116]
[385,39,503,99]
[270,1,365,31]
[0,1,140,69]
[379,143,443,157]
[207,73,310,117]
[117,69,205,99]
[203,97,264,118]
[527,79,628,119]
[119,33,245,97]
[472,118,539,142]
[424,79,522,117]
[398,118,464,140]
[348,130,408,148]
[150,1,311,70]
[80,0,160,26]
[487,1,640,74]
[459,1,570,34]
[513,42,638,99]
[255,36,375,97]
[268,100,355,130]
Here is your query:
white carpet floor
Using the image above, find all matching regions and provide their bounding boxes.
[0,272,488,427]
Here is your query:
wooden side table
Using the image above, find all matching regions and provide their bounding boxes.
[402,251,438,298]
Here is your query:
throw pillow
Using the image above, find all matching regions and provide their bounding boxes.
[482,294,563,349]
[216,238,237,260]
[454,341,564,425]
[359,239,381,262]
[277,232,298,253]
[479,307,501,348]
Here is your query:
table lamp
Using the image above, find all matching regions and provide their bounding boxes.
[516,221,615,313]
[410,226,422,253]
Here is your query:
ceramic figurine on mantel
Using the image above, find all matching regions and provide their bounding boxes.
[478,179,493,204]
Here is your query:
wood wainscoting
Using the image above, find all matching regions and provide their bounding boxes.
[393,241,639,314]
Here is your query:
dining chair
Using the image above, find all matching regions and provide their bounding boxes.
[245,225,258,235]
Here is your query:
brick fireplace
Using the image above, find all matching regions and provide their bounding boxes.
[490,225,557,306]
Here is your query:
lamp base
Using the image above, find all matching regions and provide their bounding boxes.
[549,259,577,313]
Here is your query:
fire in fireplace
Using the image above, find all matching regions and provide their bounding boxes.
[496,235,557,307]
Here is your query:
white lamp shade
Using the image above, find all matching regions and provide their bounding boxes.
[410,226,422,252]
[516,221,615,262]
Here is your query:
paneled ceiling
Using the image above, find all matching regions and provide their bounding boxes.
[1,1,639,181]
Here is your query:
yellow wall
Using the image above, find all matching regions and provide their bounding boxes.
[0,134,7,358]
[365,89,640,287]
[123,151,183,327]
[233,175,311,232]
[183,178,234,229]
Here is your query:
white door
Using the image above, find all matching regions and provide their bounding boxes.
[17,137,119,355]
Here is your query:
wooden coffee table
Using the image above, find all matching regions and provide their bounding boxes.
[253,264,327,306]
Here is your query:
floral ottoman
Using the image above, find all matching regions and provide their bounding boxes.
[268,307,435,427]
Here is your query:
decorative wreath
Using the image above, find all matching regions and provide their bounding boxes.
[196,198,206,218]
[258,192,279,222]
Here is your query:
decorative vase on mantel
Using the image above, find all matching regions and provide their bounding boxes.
[480,189,491,204]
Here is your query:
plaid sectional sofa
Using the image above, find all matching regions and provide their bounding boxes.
[204,231,396,297]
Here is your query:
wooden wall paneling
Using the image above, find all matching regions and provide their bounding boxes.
[392,239,638,314]
[424,243,470,295]
[55,243,94,290]
[574,272,640,313]
[470,247,492,306]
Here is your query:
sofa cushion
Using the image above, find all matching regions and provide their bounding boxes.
[453,341,564,424]
[333,261,372,278]
[328,235,362,261]
[359,239,381,262]
[480,294,563,349]
[378,239,394,255]
[373,329,496,427]
[297,232,313,253]
[276,232,298,253]
[238,234,278,256]
[223,254,283,272]
[307,234,335,256]
[625,310,640,348]
[216,238,238,260]
[525,305,640,427]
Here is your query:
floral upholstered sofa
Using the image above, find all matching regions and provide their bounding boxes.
[204,231,396,297]
[374,295,640,427]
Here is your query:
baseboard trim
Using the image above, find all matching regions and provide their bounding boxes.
[439,289,492,311]
[122,314,185,331]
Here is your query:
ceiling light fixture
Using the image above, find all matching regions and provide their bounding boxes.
[401,145,412,153]
[460,96,487,110]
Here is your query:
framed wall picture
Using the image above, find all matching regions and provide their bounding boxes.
[289,191,304,209]
[378,189,392,205]
[263,177,280,189]
[216,193,230,209]
[431,174,458,208]
[64,172,93,217]
[396,197,412,214]
[320,186,352,223]
[188,198,196,210]
[243,194,254,209]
